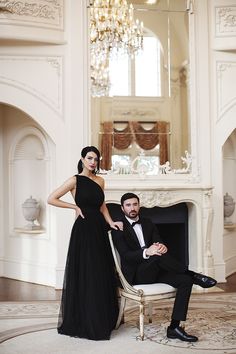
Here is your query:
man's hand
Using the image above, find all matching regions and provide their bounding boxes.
[153,242,168,254]
[145,242,168,257]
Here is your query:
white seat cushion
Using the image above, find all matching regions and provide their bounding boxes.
[133,283,176,295]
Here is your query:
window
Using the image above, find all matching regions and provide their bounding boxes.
[109,56,129,96]
[109,35,161,97]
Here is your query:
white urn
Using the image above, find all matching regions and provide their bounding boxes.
[224,193,235,225]
[22,196,41,230]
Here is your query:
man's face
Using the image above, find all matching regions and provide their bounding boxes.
[121,197,140,219]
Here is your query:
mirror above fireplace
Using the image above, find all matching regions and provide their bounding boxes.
[89,0,194,176]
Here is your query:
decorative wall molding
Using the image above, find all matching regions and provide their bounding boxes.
[203,189,213,208]
[107,97,163,121]
[211,2,236,50]
[216,61,236,120]
[0,56,63,116]
[0,0,64,29]
[9,126,49,164]
[14,134,45,160]
[111,108,159,120]
[215,6,236,36]
[138,191,177,208]
[46,57,61,75]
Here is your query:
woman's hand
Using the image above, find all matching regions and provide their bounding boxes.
[75,206,85,219]
[110,221,123,231]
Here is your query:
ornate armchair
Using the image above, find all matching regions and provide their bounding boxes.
[108,231,176,340]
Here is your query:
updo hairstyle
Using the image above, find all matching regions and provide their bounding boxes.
[77,146,101,174]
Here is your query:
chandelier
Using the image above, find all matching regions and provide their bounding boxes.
[90,0,144,97]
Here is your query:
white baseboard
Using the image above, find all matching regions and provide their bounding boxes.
[0,258,4,276]
[2,258,56,287]
[225,254,236,278]
[214,261,227,283]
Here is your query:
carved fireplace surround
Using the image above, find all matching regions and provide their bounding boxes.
[104,175,215,280]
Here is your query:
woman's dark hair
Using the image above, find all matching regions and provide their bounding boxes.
[77,146,101,174]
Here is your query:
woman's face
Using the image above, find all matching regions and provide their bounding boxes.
[82,151,98,172]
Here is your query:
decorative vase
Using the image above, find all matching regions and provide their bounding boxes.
[224,193,235,225]
[22,196,41,230]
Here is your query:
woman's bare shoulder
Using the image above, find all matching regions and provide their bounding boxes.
[94,175,104,188]
[61,175,77,188]
[67,175,77,182]
[95,174,104,181]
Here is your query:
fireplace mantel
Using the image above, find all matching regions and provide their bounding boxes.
[104,175,215,282]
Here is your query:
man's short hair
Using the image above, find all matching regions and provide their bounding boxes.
[120,193,140,206]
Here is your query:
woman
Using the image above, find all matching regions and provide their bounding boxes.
[47,146,121,340]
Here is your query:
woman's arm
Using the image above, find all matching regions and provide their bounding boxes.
[98,176,123,230]
[100,202,114,225]
[100,202,123,230]
[47,176,84,218]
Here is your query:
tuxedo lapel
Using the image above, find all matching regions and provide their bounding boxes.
[140,218,151,247]
[123,217,141,249]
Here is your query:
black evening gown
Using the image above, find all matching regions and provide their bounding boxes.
[58,175,119,340]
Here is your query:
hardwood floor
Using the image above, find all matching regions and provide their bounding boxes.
[216,272,236,292]
[0,273,235,301]
[0,277,62,301]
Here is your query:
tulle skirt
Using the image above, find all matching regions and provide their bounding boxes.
[58,209,118,340]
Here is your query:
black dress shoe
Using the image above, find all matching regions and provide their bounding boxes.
[167,326,198,342]
[193,272,217,288]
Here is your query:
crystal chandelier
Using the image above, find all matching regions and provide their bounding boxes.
[90,51,110,97]
[90,0,144,97]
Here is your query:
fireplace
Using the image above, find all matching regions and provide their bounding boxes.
[107,202,189,266]
[104,181,216,284]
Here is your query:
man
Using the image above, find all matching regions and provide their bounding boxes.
[111,192,217,342]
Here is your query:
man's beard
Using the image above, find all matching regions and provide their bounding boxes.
[126,210,138,219]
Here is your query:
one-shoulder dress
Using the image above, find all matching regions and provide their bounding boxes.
[58,175,118,340]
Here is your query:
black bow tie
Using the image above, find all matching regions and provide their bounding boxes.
[132,220,141,227]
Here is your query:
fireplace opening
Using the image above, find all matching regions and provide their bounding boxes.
[107,202,189,267]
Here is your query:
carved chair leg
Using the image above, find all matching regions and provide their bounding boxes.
[139,302,144,340]
[115,296,126,329]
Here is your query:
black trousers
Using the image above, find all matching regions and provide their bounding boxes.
[134,253,193,321]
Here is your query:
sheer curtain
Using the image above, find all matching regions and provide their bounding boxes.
[100,121,169,170]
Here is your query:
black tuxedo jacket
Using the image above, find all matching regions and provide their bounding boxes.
[111,216,163,284]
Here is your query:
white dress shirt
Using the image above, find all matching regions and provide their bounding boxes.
[125,216,149,259]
